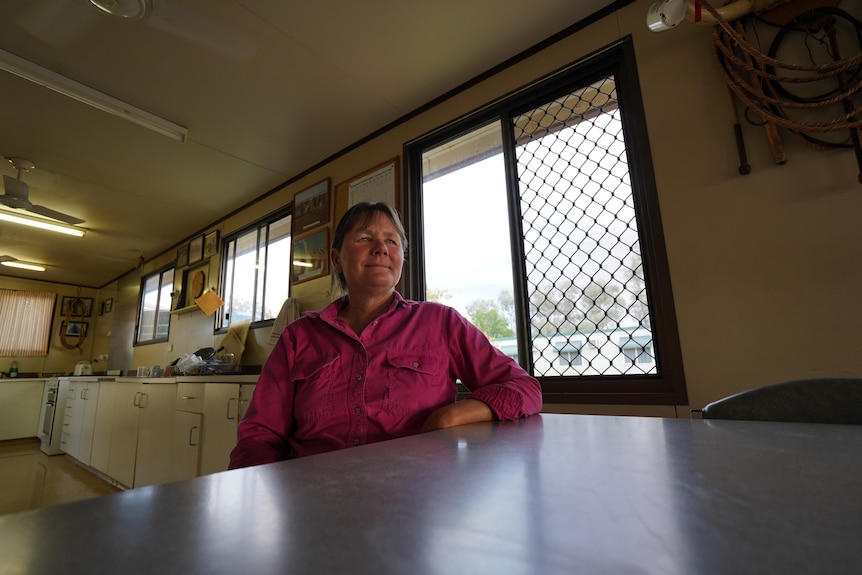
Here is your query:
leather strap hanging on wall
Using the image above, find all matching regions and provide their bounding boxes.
[59,287,87,352]
[702,0,862,182]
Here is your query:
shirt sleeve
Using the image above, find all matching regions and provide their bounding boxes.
[442,306,543,419]
[228,330,296,469]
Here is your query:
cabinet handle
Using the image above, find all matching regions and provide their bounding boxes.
[181,396,197,400]
[239,399,250,421]
[139,393,149,409]
[133,392,141,407]
[188,426,199,446]
[226,397,237,420]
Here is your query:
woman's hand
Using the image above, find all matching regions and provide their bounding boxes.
[420,399,495,433]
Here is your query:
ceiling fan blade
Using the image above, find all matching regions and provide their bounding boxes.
[28,204,86,225]
[2,174,31,203]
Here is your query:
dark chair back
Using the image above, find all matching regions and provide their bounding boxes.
[700,378,862,424]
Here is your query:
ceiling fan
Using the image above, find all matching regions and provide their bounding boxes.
[1,157,85,225]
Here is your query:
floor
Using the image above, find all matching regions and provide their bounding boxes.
[0,438,121,515]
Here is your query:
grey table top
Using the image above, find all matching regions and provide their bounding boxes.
[2,414,861,575]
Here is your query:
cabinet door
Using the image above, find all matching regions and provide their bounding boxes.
[0,381,46,441]
[134,383,178,488]
[60,381,84,458]
[172,411,202,482]
[78,382,101,465]
[107,383,143,488]
[199,383,240,476]
[90,381,117,474]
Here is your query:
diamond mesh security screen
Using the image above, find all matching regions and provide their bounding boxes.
[513,76,656,376]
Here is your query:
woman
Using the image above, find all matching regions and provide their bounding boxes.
[229,202,541,469]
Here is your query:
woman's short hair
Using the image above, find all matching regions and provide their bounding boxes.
[330,202,408,292]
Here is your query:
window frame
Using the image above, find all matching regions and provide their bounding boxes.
[404,37,687,405]
[134,266,174,346]
[215,206,292,333]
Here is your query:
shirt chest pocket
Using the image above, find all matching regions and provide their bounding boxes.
[293,356,339,423]
[385,352,451,414]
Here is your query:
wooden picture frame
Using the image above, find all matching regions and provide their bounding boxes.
[63,321,88,337]
[293,178,331,232]
[60,296,93,318]
[103,298,113,314]
[176,244,189,268]
[291,228,330,285]
[204,230,220,259]
[188,235,204,264]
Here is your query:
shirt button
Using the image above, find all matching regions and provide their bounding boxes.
[355,406,362,413]
[353,439,360,446]
[413,362,419,368]
[355,374,362,381]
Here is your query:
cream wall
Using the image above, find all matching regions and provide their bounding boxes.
[4,0,860,417]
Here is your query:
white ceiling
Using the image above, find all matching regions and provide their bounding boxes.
[0,0,617,287]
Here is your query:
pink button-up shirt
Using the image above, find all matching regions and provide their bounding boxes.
[229,292,542,468]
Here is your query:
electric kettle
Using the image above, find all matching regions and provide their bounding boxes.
[73,361,93,376]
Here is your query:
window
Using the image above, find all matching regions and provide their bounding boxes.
[0,289,55,356]
[136,268,174,344]
[217,209,292,330]
[406,38,686,404]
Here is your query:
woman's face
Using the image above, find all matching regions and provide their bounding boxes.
[331,212,404,295]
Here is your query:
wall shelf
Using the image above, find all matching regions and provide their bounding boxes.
[170,304,200,316]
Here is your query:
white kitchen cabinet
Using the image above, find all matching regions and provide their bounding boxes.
[106,382,144,488]
[134,383,182,487]
[199,383,256,475]
[0,379,45,441]
[90,380,118,474]
[60,378,100,465]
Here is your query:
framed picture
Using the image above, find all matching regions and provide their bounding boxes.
[103,298,113,314]
[291,228,330,285]
[63,321,88,337]
[204,230,220,259]
[181,262,210,308]
[61,296,93,317]
[293,178,331,232]
[176,244,189,268]
[188,235,204,264]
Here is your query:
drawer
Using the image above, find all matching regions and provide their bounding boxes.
[176,383,205,413]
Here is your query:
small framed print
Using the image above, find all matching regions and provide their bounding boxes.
[61,296,93,317]
[293,178,331,232]
[188,235,204,264]
[291,228,330,285]
[63,321,88,337]
[103,298,113,314]
[176,244,189,268]
[204,230,220,259]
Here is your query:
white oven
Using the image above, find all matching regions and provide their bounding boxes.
[37,378,67,455]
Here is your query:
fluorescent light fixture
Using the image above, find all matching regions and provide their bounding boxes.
[0,47,188,142]
[0,211,86,237]
[1,260,46,272]
[293,260,314,268]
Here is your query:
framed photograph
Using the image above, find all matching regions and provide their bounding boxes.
[188,235,204,264]
[103,298,113,314]
[293,178,331,232]
[63,321,88,337]
[204,230,220,259]
[291,228,330,285]
[61,296,93,317]
[176,244,189,268]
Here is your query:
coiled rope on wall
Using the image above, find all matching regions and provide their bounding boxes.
[59,288,87,352]
[703,0,862,181]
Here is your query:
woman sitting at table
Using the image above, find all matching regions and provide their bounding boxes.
[229,202,542,469]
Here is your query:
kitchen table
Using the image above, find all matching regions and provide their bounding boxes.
[1,413,861,574]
